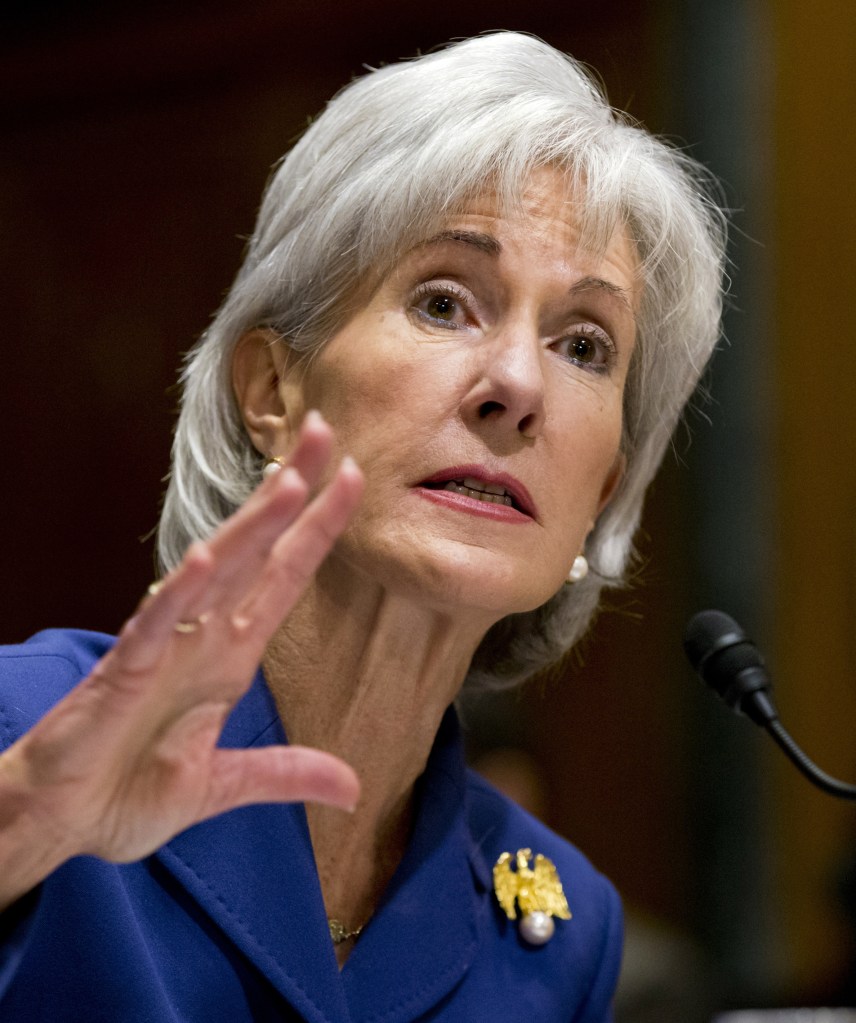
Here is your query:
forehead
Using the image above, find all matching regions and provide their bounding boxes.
[405,167,641,301]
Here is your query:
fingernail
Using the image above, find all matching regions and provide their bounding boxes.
[304,409,324,428]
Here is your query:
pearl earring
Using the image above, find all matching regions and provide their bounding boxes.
[262,456,285,478]
[567,555,588,583]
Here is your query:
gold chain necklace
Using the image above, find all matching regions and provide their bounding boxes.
[328,917,364,944]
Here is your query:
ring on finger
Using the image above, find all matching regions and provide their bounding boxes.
[147,580,209,634]
[173,612,210,635]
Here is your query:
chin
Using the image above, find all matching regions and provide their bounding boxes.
[380,545,555,615]
[337,514,560,609]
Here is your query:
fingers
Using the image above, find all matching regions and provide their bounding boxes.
[286,409,335,490]
[184,467,311,618]
[108,411,362,684]
[114,468,310,674]
[114,545,216,674]
[155,409,343,621]
[232,455,364,635]
[206,746,360,817]
[247,409,333,502]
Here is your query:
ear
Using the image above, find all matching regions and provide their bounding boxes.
[231,328,294,458]
[595,451,626,518]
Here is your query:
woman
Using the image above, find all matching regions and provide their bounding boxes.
[0,32,724,1022]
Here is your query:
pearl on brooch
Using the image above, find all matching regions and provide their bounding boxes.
[519,911,556,946]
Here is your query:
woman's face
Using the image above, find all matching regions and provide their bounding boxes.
[273,168,639,621]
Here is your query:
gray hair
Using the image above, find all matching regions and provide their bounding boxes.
[157,31,726,689]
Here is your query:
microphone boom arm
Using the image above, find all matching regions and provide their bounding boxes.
[765,718,856,800]
[684,609,856,802]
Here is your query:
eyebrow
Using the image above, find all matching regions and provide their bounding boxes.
[419,229,502,256]
[570,275,635,318]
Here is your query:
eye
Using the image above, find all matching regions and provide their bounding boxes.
[554,325,615,372]
[426,294,456,320]
[412,282,472,329]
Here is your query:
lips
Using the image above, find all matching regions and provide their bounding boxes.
[434,477,515,507]
[417,466,537,519]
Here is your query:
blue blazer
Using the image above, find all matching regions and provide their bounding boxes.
[0,630,622,1022]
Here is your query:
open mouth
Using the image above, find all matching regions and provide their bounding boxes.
[421,476,521,511]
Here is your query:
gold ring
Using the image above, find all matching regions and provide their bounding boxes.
[148,580,209,634]
[173,613,210,635]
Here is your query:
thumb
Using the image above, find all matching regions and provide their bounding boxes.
[205,746,360,818]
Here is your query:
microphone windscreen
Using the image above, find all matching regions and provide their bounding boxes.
[683,609,747,671]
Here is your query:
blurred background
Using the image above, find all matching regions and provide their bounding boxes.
[2,1,855,1018]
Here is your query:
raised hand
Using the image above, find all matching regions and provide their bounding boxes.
[0,412,363,911]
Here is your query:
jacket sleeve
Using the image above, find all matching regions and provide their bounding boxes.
[0,631,101,1006]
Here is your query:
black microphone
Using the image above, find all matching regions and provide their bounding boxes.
[684,610,856,801]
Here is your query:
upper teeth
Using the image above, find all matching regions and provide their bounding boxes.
[442,477,513,506]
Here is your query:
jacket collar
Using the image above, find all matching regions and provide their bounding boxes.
[341,707,488,1022]
[156,671,488,1023]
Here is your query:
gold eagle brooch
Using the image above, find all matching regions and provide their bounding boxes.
[493,848,571,945]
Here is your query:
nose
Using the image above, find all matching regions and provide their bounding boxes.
[461,327,547,439]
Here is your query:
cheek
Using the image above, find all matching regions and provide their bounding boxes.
[312,340,452,441]
[296,364,418,488]
[551,401,624,517]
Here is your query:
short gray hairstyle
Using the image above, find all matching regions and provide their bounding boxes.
[158,31,726,689]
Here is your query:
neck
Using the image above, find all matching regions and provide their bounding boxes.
[262,566,491,964]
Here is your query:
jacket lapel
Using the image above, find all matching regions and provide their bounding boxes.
[341,710,488,1023]
[155,672,351,1023]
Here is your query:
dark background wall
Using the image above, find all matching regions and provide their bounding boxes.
[2,1,855,1014]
